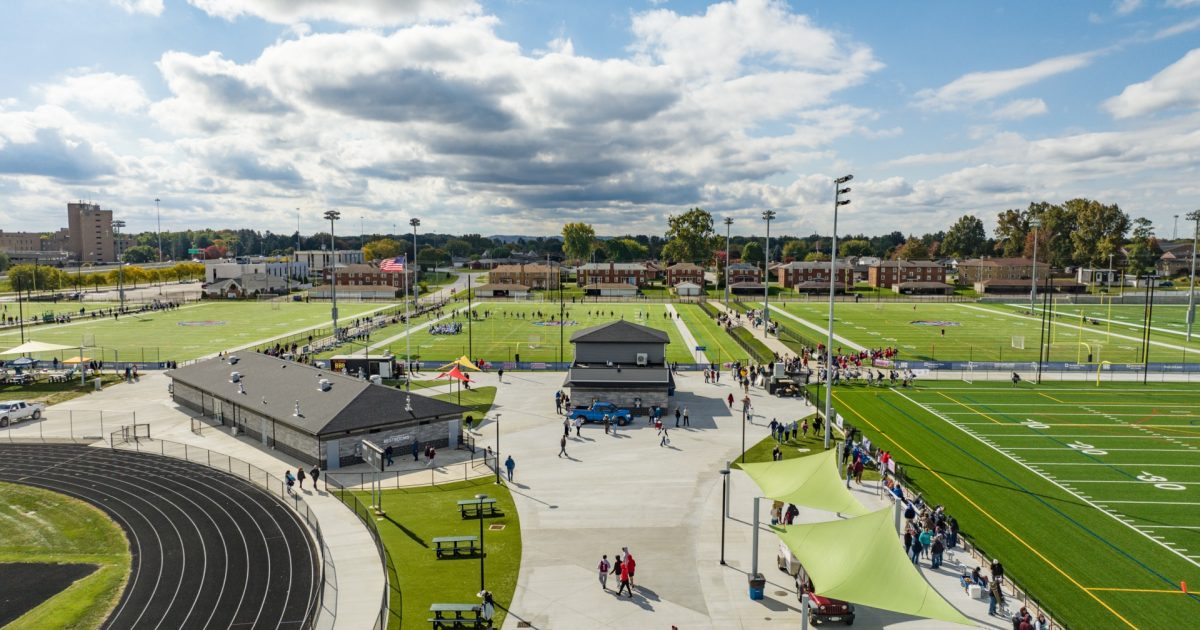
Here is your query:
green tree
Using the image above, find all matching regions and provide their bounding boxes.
[804,251,830,262]
[1126,217,1160,276]
[604,238,649,262]
[1025,202,1075,268]
[417,247,448,269]
[993,208,1029,257]
[892,237,930,260]
[838,239,873,258]
[444,239,472,258]
[940,215,988,258]
[7,264,62,291]
[1067,199,1129,267]
[561,223,596,262]
[782,239,809,261]
[661,208,716,264]
[121,245,157,264]
[363,238,403,261]
[740,240,764,266]
[0,252,9,272]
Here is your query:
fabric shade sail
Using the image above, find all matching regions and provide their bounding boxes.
[1,341,75,356]
[436,365,472,382]
[740,449,871,517]
[775,507,973,625]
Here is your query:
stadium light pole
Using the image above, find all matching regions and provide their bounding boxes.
[762,210,776,334]
[724,217,733,308]
[493,413,502,485]
[324,210,341,336]
[155,197,162,263]
[823,175,852,450]
[1029,217,1042,315]
[113,219,127,312]
[1186,210,1199,343]
[475,493,488,591]
[1174,214,1180,241]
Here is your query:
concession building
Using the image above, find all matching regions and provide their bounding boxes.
[563,320,674,414]
[168,352,468,469]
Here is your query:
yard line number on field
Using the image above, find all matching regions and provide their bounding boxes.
[891,388,1200,572]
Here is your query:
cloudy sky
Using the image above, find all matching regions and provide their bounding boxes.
[1,0,1199,239]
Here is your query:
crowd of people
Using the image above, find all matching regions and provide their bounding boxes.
[430,322,463,335]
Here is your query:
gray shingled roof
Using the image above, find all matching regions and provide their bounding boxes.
[569,319,669,344]
[563,366,672,387]
[168,353,467,437]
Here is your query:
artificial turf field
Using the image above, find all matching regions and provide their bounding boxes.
[764,301,1200,365]
[830,381,1200,628]
[0,301,386,362]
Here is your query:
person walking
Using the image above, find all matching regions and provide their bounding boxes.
[412,440,420,462]
[622,547,636,587]
[297,466,307,489]
[674,407,681,428]
[559,435,568,458]
[384,445,394,467]
[682,407,690,427]
[727,392,734,408]
[497,367,504,382]
[598,555,611,590]
[309,465,320,489]
[504,455,515,481]
[616,556,633,597]
[660,427,670,447]
[611,554,625,594]
[426,446,437,468]
[284,469,296,495]
[563,417,571,438]
[575,415,583,437]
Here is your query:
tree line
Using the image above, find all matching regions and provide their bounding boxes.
[6,262,205,292]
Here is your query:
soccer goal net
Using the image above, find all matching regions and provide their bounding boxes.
[1011,335,1025,350]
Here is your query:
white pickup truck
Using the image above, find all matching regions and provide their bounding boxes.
[0,400,45,427]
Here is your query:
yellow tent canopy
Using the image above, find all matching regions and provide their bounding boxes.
[62,356,93,364]
[740,449,871,517]
[438,356,480,371]
[775,507,973,625]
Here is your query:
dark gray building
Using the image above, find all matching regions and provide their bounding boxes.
[563,320,674,413]
[168,353,469,469]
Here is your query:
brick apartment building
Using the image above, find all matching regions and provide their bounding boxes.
[726,262,762,284]
[322,263,413,288]
[868,260,947,287]
[956,258,1049,284]
[665,262,705,287]
[577,262,650,287]
[488,263,561,289]
[776,261,852,291]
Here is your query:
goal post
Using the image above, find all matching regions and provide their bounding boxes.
[1011,335,1025,350]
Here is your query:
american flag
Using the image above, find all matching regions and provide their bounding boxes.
[380,256,406,273]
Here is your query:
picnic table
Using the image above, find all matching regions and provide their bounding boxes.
[458,498,498,519]
[428,603,486,629]
[432,535,479,558]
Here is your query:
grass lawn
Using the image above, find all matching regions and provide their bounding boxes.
[380,303,695,364]
[0,481,130,629]
[674,304,750,365]
[0,375,122,405]
[0,301,387,363]
[432,385,497,422]
[767,301,1200,364]
[362,478,521,630]
[729,327,774,363]
[828,381,1200,628]
[732,428,884,482]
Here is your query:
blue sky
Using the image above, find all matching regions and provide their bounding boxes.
[1,0,1198,239]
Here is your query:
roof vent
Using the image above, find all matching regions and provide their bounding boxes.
[230,371,242,382]
[318,379,332,392]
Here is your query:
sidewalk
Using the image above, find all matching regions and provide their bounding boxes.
[708,301,793,357]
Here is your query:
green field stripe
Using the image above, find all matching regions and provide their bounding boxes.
[673,304,746,363]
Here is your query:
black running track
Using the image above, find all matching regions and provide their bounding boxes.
[0,443,319,629]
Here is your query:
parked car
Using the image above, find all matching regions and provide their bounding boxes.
[568,401,632,426]
[0,400,45,428]
[1158,280,1175,288]
[778,543,855,625]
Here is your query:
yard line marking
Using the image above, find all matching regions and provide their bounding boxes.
[1032,462,1200,467]
[1140,526,1200,529]
[832,393,1139,630]
[1040,392,1067,404]
[1061,480,1200,485]
[977,434,1200,439]
[892,388,1200,575]
[1085,587,1191,594]
[1000,447,1196,452]
[1097,501,1200,506]
[935,393,1003,425]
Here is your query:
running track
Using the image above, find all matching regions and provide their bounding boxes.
[0,444,319,629]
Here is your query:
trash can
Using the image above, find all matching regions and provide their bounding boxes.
[748,573,766,600]
[94,377,103,391]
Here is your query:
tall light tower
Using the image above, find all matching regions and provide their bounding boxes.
[155,197,162,263]
[112,219,126,312]
[823,174,852,450]
[724,217,733,308]
[1186,210,1199,342]
[761,210,776,333]
[410,218,421,290]
[324,210,341,335]
[1174,214,1180,241]
[406,217,421,392]
[1029,217,1043,315]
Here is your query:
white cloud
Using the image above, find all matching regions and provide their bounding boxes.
[914,51,1096,109]
[1104,48,1200,118]
[991,98,1048,120]
[187,0,479,26]
[110,0,163,16]
[1166,0,1200,7]
[1113,0,1142,15]
[39,72,149,114]
[1153,17,1200,40]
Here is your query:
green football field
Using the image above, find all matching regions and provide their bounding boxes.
[366,303,696,364]
[831,381,1200,629]
[764,301,1200,364]
[0,301,387,362]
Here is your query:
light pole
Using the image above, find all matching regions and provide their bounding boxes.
[824,175,852,450]
[1108,253,1115,294]
[406,218,420,391]
[112,220,126,312]
[324,210,341,335]
[475,493,488,591]
[155,198,162,264]
[741,402,747,463]
[1029,217,1042,315]
[493,413,502,484]
[1186,210,1199,342]
[719,466,730,565]
[1174,214,1180,241]
[410,218,421,293]
[724,217,733,308]
[761,210,776,334]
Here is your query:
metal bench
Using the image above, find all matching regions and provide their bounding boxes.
[432,535,479,558]
[428,603,486,628]
[457,498,498,519]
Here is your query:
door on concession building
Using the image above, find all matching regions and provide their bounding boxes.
[325,439,340,470]
[260,417,269,446]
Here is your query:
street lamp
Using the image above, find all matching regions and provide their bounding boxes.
[824,174,852,450]
[761,210,776,334]
[324,210,341,335]
[1029,217,1043,315]
[724,217,733,308]
[719,466,730,565]
[475,493,488,592]
[406,217,420,390]
[155,197,162,264]
[112,220,127,312]
[493,413,502,485]
[1186,210,1199,342]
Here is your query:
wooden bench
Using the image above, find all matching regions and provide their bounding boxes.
[428,603,486,628]
[457,498,498,519]
[432,535,479,558]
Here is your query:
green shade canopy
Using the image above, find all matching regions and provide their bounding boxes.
[740,449,871,516]
[776,507,973,625]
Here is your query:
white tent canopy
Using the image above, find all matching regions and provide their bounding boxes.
[1,340,75,356]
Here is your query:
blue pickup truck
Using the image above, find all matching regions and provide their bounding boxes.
[569,402,633,426]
